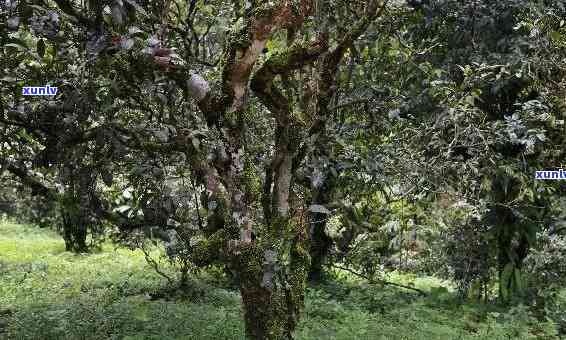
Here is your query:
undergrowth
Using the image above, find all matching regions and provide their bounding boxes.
[0,221,561,339]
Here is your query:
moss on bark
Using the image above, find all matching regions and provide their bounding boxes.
[234,218,309,339]
[191,229,228,267]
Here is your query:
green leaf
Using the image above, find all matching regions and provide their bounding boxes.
[4,43,27,51]
[309,204,331,214]
[0,76,17,82]
[28,4,47,12]
[37,39,46,57]
[549,31,562,42]
[191,137,200,151]
[116,205,131,213]
[128,26,144,36]
[125,0,148,17]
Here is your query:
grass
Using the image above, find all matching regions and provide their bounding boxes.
[0,220,561,339]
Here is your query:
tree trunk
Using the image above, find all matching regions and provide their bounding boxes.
[60,189,89,253]
[235,219,309,339]
[61,212,88,252]
[307,152,335,282]
[74,223,88,252]
[308,214,332,282]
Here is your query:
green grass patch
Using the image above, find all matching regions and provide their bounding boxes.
[0,221,561,339]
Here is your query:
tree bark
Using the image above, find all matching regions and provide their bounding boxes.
[235,218,309,339]
[308,178,334,282]
[61,204,88,253]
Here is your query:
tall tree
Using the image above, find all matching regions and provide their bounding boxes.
[1,0,388,337]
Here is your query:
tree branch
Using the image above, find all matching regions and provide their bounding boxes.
[251,37,327,218]
[52,0,91,26]
[3,162,57,199]
[331,264,428,296]
[251,38,328,122]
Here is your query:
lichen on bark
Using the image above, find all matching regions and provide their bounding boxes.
[233,217,310,339]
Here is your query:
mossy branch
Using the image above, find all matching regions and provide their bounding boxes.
[251,39,328,123]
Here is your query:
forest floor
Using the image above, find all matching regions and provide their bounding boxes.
[0,221,561,340]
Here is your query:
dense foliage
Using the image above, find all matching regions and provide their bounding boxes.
[1,0,564,339]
